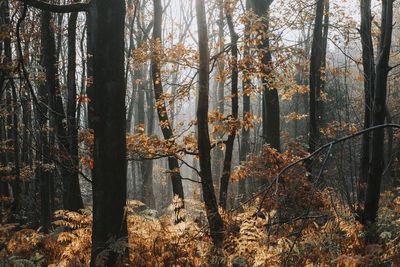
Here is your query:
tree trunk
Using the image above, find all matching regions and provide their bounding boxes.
[212,0,225,191]
[136,64,155,208]
[363,0,393,224]
[359,0,375,202]
[238,0,251,202]
[88,0,128,265]
[40,6,84,212]
[219,8,239,210]
[66,10,84,211]
[195,0,224,247]
[251,0,279,150]
[152,0,184,220]
[1,0,21,218]
[10,82,21,218]
[143,83,155,209]
[38,10,54,233]
[320,0,329,125]
[308,0,324,153]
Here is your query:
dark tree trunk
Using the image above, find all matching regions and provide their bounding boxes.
[143,83,155,209]
[40,6,83,212]
[126,70,136,134]
[1,0,21,218]
[38,10,54,233]
[363,0,393,224]
[238,0,251,201]
[152,0,184,219]
[212,0,225,190]
[195,0,224,247]
[66,11,84,211]
[319,0,329,124]
[0,111,9,208]
[10,82,21,217]
[251,0,280,151]
[88,0,128,265]
[136,64,155,207]
[308,0,324,153]
[359,0,375,201]
[219,9,239,210]
[0,9,9,207]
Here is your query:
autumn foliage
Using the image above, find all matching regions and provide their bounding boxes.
[1,145,399,266]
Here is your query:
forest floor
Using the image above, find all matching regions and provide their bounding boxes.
[1,189,400,266]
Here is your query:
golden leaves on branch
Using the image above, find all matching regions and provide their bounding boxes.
[284,112,308,123]
[127,129,198,160]
[320,122,359,139]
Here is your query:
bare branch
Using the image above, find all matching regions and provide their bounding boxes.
[18,0,90,13]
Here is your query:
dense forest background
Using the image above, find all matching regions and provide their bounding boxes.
[0,0,400,266]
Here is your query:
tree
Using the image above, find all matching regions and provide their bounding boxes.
[308,0,325,153]
[195,0,224,247]
[212,0,225,188]
[65,9,84,211]
[38,2,84,214]
[251,0,280,151]
[38,9,55,233]
[238,0,252,202]
[219,2,239,210]
[363,0,394,224]
[1,0,21,220]
[359,0,375,201]
[87,0,128,264]
[152,0,185,220]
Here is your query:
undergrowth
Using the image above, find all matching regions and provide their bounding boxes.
[1,147,399,266]
[1,190,399,266]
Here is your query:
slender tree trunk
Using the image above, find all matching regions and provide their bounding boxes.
[359,0,375,202]
[10,82,21,217]
[219,8,239,210]
[66,11,84,211]
[309,0,324,153]
[385,105,393,183]
[137,66,155,208]
[251,0,280,150]
[143,83,155,208]
[0,12,9,207]
[320,0,329,125]
[88,0,128,264]
[1,0,21,218]
[38,10,55,233]
[195,0,224,247]
[212,0,225,191]
[363,0,393,224]
[238,0,251,202]
[40,6,84,212]
[152,0,184,220]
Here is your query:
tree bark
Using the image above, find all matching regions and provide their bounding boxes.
[251,0,280,151]
[195,0,224,247]
[319,0,329,125]
[40,7,83,212]
[309,0,324,153]
[66,10,84,211]
[212,0,225,189]
[38,10,55,233]
[1,0,21,218]
[143,82,155,208]
[152,0,184,219]
[88,0,128,265]
[238,0,251,202]
[359,0,375,202]
[219,8,239,210]
[363,0,393,224]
